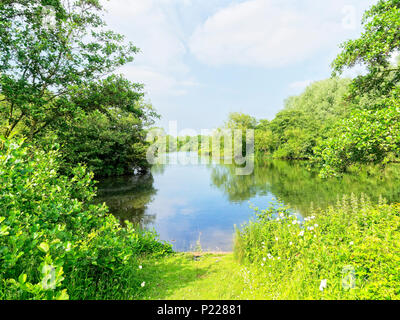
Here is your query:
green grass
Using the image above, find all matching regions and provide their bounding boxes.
[3,143,399,301]
[135,253,252,300]
[233,196,400,300]
[134,196,400,301]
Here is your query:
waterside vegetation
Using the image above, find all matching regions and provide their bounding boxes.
[1,0,400,300]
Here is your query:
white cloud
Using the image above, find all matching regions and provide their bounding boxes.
[189,0,374,68]
[102,0,198,96]
[119,66,184,96]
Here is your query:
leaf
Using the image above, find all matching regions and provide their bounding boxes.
[38,242,49,253]
[18,273,27,284]
[56,289,70,300]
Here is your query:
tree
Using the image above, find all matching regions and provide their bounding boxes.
[254,129,276,154]
[55,98,158,176]
[317,88,400,177]
[0,0,138,139]
[262,78,351,159]
[332,0,400,100]
[225,112,257,130]
[255,119,270,131]
[319,0,400,176]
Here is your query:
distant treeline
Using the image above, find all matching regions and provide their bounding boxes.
[169,54,400,177]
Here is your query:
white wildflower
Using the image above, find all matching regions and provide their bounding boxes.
[319,279,327,291]
[139,265,142,269]
[299,231,304,237]
[141,282,146,287]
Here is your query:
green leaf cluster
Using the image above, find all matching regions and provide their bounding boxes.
[0,137,172,300]
[234,196,400,299]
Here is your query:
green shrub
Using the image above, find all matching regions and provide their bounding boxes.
[315,90,400,177]
[234,196,400,299]
[0,137,172,300]
[55,104,155,177]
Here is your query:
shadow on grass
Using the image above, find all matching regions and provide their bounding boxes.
[134,253,223,300]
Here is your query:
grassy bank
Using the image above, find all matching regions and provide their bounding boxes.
[2,138,399,300]
[131,196,400,300]
[234,197,400,299]
[0,138,172,300]
[134,253,243,300]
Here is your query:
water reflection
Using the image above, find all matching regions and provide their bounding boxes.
[95,173,157,227]
[96,153,400,251]
[211,158,400,215]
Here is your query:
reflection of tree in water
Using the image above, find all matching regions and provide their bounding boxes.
[210,165,262,202]
[210,158,400,215]
[150,162,167,175]
[95,173,158,228]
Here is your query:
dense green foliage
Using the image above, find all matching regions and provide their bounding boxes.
[0,0,136,139]
[259,78,352,160]
[2,0,400,302]
[234,197,400,299]
[332,0,400,99]
[225,112,257,130]
[196,78,351,162]
[0,1,157,176]
[196,0,400,176]
[316,89,400,177]
[0,138,172,299]
[318,0,400,175]
[54,92,158,176]
[0,0,170,301]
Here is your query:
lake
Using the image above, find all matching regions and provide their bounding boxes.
[96,152,400,252]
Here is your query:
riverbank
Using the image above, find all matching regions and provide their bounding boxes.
[2,138,399,300]
[134,253,245,300]
[134,198,400,300]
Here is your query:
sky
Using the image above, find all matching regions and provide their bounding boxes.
[102,0,377,133]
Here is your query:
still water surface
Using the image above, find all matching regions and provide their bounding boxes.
[96,152,400,252]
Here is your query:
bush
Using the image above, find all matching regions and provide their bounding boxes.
[0,137,172,300]
[234,196,400,299]
[315,90,400,177]
[260,78,352,160]
[55,105,154,177]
